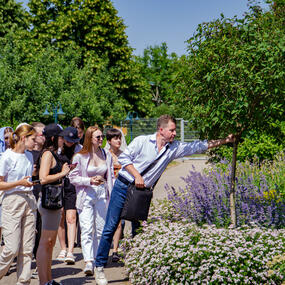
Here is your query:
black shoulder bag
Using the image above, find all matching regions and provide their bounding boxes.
[121,146,169,222]
[41,152,64,210]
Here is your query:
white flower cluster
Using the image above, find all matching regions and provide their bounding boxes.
[123,221,285,284]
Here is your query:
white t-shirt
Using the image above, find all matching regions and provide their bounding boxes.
[0,149,34,195]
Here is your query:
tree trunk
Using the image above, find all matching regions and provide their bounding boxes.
[230,138,239,228]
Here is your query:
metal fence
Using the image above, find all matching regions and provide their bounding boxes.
[104,118,199,143]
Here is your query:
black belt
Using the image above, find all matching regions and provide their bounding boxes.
[117,175,132,186]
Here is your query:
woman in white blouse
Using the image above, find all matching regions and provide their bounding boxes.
[69,126,114,276]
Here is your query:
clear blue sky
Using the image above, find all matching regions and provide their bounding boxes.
[19,0,268,56]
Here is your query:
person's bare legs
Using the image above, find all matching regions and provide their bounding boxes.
[113,221,123,253]
[66,209,76,255]
[36,229,57,285]
[57,209,67,253]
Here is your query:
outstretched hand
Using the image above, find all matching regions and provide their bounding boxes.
[208,134,236,149]
[225,134,235,144]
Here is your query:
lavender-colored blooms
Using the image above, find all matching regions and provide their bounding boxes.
[165,163,285,228]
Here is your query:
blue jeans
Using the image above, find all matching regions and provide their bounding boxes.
[95,179,128,267]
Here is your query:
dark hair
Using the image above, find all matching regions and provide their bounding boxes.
[71,117,85,131]
[41,135,59,154]
[61,142,76,161]
[157,115,176,130]
[106,128,122,141]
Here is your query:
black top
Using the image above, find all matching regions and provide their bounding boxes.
[45,151,63,185]
[58,145,76,194]
[28,150,42,201]
[80,134,85,145]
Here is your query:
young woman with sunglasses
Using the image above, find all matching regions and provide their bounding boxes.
[69,126,114,276]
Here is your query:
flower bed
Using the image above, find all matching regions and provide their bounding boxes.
[165,154,285,228]
[123,155,285,283]
[123,221,285,284]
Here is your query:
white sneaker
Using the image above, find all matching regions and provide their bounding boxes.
[65,253,76,265]
[56,249,67,261]
[95,266,108,285]
[83,262,94,276]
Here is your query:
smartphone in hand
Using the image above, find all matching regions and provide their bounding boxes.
[69,162,78,170]
[98,177,106,183]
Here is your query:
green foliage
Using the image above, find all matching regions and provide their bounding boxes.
[133,43,182,117]
[134,43,177,105]
[27,0,147,112]
[0,44,125,127]
[209,132,284,162]
[0,0,29,37]
[175,1,285,139]
[28,0,131,65]
[0,0,156,121]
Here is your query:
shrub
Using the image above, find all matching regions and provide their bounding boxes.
[165,155,285,228]
[123,221,285,284]
[208,133,284,163]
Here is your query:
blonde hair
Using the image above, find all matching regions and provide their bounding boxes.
[9,124,36,149]
[71,117,85,131]
[78,126,101,155]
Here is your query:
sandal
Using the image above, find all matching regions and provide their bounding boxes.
[56,249,67,261]
[65,252,75,264]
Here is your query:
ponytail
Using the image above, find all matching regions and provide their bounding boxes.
[9,132,18,149]
[9,124,35,149]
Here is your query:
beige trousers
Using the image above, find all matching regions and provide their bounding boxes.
[0,192,37,285]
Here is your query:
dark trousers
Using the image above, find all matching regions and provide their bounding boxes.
[33,210,42,259]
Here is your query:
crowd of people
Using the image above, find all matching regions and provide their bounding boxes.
[0,114,234,285]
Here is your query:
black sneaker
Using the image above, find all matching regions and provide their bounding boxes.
[112,252,120,262]
[31,267,38,279]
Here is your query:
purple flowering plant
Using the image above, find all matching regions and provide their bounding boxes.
[165,155,285,228]
[122,154,285,284]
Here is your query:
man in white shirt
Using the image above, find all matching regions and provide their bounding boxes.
[94,114,234,285]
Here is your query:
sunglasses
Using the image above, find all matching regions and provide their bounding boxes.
[94,135,105,140]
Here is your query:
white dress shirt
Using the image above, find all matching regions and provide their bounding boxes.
[118,133,208,188]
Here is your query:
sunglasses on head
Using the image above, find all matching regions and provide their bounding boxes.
[94,135,105,140]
